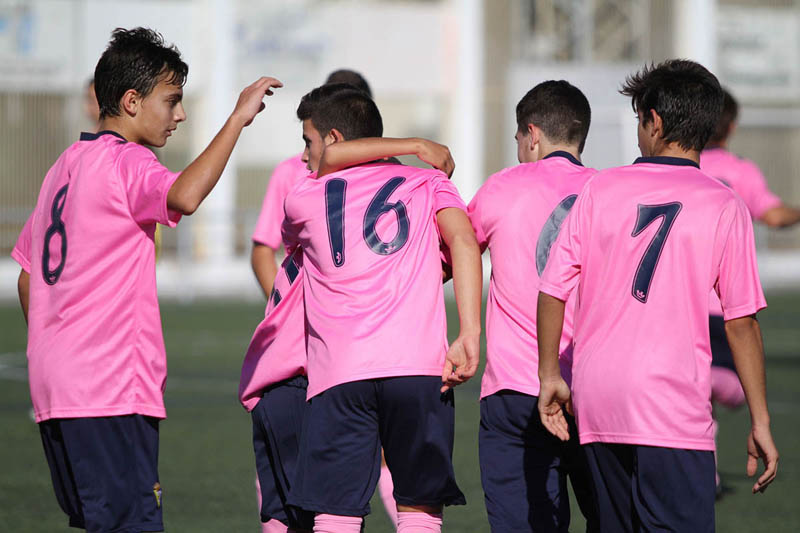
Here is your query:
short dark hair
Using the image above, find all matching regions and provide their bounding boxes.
[620,59,723,152]
[707,88,739,147]
[94,27,188,119]
[325,69,372,98]
[296,83,383,140]
[516,80,592,153]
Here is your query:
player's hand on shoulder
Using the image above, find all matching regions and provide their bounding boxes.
[748,424,779,494]
[416,138,455,178]
[232,76,284,127]
[441,331,480,392]
[538,377,572,442]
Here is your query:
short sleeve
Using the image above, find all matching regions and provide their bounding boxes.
[737,160,782,220]
[716,197,767,320]
[252,156,306,249]
[11,213,34,273]
[466,189,489,251]
[431,173,467,213]
[118,144,181,227]
[538,184,588,302]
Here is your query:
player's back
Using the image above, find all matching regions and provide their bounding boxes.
[14,131,180,421]
[239,249,306,411]
[469,153,595,398]
[283,162,465,398]
[542,157,764,449]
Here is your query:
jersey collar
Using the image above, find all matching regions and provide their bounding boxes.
[634,156,699,168]
[543,150,583,167]
[79,130,127,142]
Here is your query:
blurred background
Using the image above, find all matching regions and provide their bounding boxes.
[1,0,799,300]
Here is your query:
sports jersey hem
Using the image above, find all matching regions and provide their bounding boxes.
[240,372,307,412]
[160,171,182,228]
[538,281,571,302]
[435,201,468,214]
[251,235,281,250]
[578,432,715,451]
[34,405,167,423]
[307,366,444,399]
[479,382,540,400]
[722,302,767,321]
[11,246,31,273]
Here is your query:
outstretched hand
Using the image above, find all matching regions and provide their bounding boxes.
[747,425,779,493]
[416,140,456,178]
[232,77,283,127]
[441,332,480,392]
[538,377,572,441]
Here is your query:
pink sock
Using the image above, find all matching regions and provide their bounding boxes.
[262,519,289,533]
[378,463,398,527]
[711,366,745,408]
[313,513,362,533]
[396,511,442,533]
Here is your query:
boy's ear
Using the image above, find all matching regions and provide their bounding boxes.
[326,128,346,145]
[649,109,663,138]
[120,89,140,117]
[527,123,541,151]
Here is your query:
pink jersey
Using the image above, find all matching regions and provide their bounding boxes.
[252,153,309,250]
[239,248,307,411]
[11,131,182,422]
[468,152,595,399]
[282,162,466,398]
[701,148,778,316]
[540,157,766,451]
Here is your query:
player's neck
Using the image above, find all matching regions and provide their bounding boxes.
[96,117,138,144]
[537,144,581,163]
[648,143,700,164]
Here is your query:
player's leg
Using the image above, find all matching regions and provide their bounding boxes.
[378,376,466,533]
[252,376,314,532]
[632,446,715,532]
[562,414,600,532]
[39,420,86,529]
[479,391,569,532]
[378,450,399,527]
[56,415,164,532]
[583,443,635,533]
[287,380,383,532]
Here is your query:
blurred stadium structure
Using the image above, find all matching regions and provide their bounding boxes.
[1,0,798,300]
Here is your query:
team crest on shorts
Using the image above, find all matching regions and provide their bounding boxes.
[153,482,162,508]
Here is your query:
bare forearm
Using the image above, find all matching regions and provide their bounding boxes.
[760,205,800,228]
[18,269,29,325]
[319,138,422,177]
[726,316,770,426]
[448,233,482,334]
[167,116,247,215]
[537,292,566,380]
[251,244,278,297]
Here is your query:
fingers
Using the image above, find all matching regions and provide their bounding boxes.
[746,453,758,477]
[754,456,778,494]
[539,407,570,441]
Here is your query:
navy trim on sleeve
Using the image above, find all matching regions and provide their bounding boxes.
[634,156,699,168]
[543,150,583,167]
[80,130,127,142]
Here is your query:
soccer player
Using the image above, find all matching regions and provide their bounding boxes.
[283,84,482,533]
[536,59,779,532]
[12,27,281,532]
[239,135,456,533]
[250,69,373,298]
[468,80,598,532]
[700,88,800,492]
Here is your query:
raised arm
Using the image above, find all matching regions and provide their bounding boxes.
[167,77,283,215]
[319,137,455,178]
[725,315,779,493]
[18,269,29,325]
[760,205,800,228]
[436,207,481,392]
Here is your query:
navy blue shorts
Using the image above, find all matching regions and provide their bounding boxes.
[584,443,715,533]
[251,375,314,530]
[710,314,736,371]
[288,376,466,517]
[39,415,163,533]
[479,391,598,533]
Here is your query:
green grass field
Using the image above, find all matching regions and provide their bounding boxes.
[1,293,798,531]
